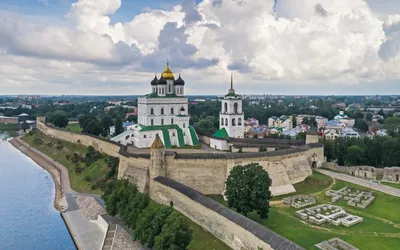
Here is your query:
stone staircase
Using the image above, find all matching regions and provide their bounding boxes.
[102,224,116,250]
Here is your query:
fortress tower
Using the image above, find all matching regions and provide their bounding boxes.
[219,74,244,139]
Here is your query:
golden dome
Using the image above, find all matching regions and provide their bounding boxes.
[151,135,164,149]
[161,63,175,80]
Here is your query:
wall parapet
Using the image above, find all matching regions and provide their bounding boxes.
[174,143,324,160]
[153,176,304,250]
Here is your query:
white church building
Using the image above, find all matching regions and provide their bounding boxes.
[210,75,245,150]
[112,63,199,148]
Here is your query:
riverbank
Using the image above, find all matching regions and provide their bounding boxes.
[9,137,68,211]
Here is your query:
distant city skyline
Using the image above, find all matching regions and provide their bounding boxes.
[2,0,400,95]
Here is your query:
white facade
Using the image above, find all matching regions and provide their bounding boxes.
[268,116,293,131]
[116,63,199,148]
[219,75,244,138]
[210,138,229,151]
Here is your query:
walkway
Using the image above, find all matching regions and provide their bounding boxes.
[316,169,400,198]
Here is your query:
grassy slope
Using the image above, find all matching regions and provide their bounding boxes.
[382,182,400,189]
[23,130,229,249]
[272,171,333,200]
[66,123,83,132]
[209,172,400,250]
[22,131,108,194]
[186,219,230,250]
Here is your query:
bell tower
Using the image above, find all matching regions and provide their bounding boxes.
[219,74,244,138]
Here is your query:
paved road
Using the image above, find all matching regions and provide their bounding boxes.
[317,169,400,198]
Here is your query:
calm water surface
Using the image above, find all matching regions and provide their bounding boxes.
[0,132,76,250]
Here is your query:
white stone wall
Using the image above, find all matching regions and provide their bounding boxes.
[210,138,229,150]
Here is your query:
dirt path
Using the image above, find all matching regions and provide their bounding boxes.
[9,138,70,211]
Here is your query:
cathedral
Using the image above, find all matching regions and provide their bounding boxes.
[121,63,200,148]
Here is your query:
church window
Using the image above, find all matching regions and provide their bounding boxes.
[171,108,174,114]
[232,118,236,126]
[144,135,147,139]
[169,85,171,92]
[150,108,154,115]
[225,118,228,125]
[183,123,186,128]
[234,103,238,114]
[221,118,224,125]
[161,119,164,125]
[238,118,242,125]
[224,102,228,113]
[161,108,164,115]
[151,119,154,126]
[172,132,176,136]
[171,118,174,124]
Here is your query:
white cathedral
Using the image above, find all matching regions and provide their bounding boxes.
[210,74,245,150]
[114,63,200,148]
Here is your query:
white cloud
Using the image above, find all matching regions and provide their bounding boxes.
[1,0,400,95]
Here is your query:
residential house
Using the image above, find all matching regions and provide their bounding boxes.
[268,115,293,131]
[334,111,355,127]
[247,126,268,138]
[323,129,340,140]
[321,120,346,131]
[332,102,346,109]
[372,115,384,122]
[296,114,328,128]
[109,122,136,135]
[244,118,259,127]
[368,122,383,136]
[339,128,360,138]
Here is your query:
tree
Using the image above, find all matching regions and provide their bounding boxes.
[153,212,192,250]
[120,192,149,230]
[49,110,69,128]
[114,117,124,135]
[135,204,173,247]
[354,119,368,132]
[353,112,364,119]
[384,117,400,137]
[302,116,317,128]
[365,112,373,122]
[101,115,114,136]
[346,145,364,166]
[127,115,137,123]
[225,163,272,218]
[79,115,98,129]
[378,109,385,117]
[83,119,103,136]
[21,121,30,132]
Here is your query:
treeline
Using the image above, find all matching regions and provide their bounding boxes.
[103,180,192,250]
[322,136,400,167]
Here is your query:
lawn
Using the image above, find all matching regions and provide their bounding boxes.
[22,130,115,194]
[208,173,400,250]
[186,219,230,250]
[382,182,400,189]
[66,123,82,132]
[272,171,333,200]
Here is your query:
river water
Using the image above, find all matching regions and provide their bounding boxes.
[0,132,76,250]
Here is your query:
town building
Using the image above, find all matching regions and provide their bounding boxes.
[334,111,355,127]
[268,115,293,131]
[247,125,268,138]
[339,128,360,138]
[296,115,328,128]
[323,129,340,140]
[244,117,259,127]
[110,63,199,148]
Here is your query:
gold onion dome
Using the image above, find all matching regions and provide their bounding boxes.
[161,63,175,80]
[151,135,164,149]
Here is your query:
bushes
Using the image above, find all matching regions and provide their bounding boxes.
[33,137,44,145]
[104,180,192,250]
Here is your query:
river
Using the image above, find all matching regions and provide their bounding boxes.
[0,132,76,250]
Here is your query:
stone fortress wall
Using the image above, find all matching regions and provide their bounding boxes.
[0,116,18,124]
[36,117,322,249]
[321,162,400,183]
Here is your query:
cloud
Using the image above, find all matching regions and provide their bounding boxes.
[2,0,400,95]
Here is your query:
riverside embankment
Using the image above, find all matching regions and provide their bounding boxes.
[9,137,70,211]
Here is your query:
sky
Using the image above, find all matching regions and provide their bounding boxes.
[1,0,400,96]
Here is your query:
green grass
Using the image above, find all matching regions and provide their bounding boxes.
[22,130,113,194]
[186,219,230,250]
[66,123,82,132]
[382,182,400,189]
[208,174,400,250]
[272,171,333,200]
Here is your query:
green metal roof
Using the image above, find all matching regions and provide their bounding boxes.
[139,124,181,132]
[212,128,230,139]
